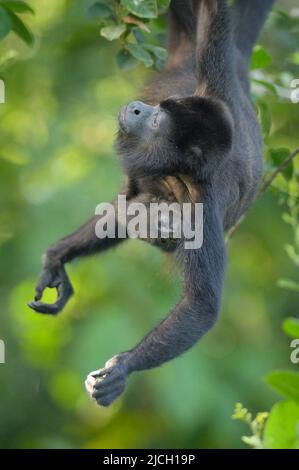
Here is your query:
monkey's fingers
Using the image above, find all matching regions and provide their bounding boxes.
[85,368,114,398]
[93,387,124,407]
[28,300,62,315]
[85,375,96,395]
[85,366,126,407]
[34,270,54,301]
[29,268,74,315]
[89,368,113,379]
[92,370,126,407]
[93,370,120,389]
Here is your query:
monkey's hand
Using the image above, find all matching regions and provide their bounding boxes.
[85,354,129,407]
[28,262,74,315]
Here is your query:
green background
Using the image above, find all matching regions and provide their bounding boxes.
[0,0,298,448]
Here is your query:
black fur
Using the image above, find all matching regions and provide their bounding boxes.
[29,0,275,407]
[117,96,233,181]
[233,0,276,62]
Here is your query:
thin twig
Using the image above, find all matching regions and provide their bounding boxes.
[259,147,299,196]
[226,147,299,243]
[225,215,244,243]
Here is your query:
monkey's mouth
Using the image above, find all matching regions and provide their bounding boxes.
[118,105,128,134]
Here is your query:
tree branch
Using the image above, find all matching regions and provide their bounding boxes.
[259,147,299,196]
[226,147,299,243]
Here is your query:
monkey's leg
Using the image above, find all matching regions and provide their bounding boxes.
[166,1,195,69]
[86,196,226,407]
[193,0,236,101]
[29,198,128,315]
[233,0,276,63]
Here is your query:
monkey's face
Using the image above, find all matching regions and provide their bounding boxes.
[116,96,233,179]
[117,100,179,178]
[118,101,171,142]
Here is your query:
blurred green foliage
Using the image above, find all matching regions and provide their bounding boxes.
[88,0,169,70]
[0,0,34,45]
[233,319,299,449]
[0,0,299,449]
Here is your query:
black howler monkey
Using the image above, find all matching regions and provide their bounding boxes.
[29,0,275,406]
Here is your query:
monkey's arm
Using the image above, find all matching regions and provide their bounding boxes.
[29,199,127,315]
[86,196,226,406]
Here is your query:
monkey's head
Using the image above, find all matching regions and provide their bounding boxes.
[117,96,233,179]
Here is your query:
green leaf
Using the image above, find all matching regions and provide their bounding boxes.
[285,244,299,267]
[132,26,145,43]
[121,0,158,19]
[251,78,278,95]
[278,278,299,293]
[250,45,272,70]
[275,9,293,25]
[283,164,293,181]
[283,317,299,339]
[88,1,113,19]
[144,43,167,60]
[116,48,139,70]
[100,24,126,41]
[157,0,170,13]
[257,101,271,137]
[282,212,294,226]
[127,43,154,67]
[242,435,262,448]
[0,5,12,39]
[264,401,299,449]
[154,58,165,71]
[268,147,290,166]
[0,48,17,68]
[5,8,34,44]
[1,1,34,14]
[268,147,293,180]
[266,370,299,404]
[290,51,299,65]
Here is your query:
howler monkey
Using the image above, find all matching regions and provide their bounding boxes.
[29,0,275,406]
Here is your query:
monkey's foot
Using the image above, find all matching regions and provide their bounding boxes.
[85,355,128,407]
